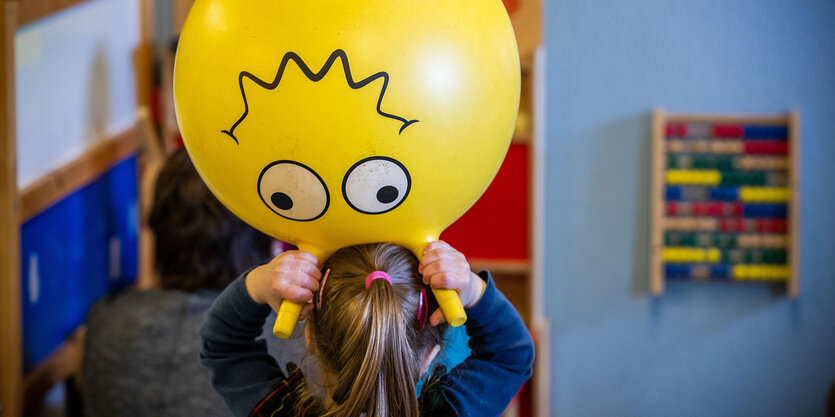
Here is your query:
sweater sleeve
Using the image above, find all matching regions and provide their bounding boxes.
[200,273,287,417]
[436,271,535,417]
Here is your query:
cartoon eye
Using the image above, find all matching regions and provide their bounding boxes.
[258,161,329,221]
[342,156,411,214]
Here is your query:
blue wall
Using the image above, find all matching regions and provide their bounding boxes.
[20,157,138,371]
[543,1,835,416]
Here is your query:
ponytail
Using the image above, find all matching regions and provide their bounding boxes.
[296,244,447,417]
[331,280,418,417]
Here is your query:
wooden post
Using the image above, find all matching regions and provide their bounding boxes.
[788,111,800,298]
[0,2,22,416]
[650,109,665,295]
[530,46,550,417]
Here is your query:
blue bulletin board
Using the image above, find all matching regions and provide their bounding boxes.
[20,156,138,372]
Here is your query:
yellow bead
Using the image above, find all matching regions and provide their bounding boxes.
[707,248,720,263]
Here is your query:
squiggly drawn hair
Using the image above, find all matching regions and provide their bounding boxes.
[222,49,419,144]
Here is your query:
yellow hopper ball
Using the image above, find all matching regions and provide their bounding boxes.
[174,0,520,337]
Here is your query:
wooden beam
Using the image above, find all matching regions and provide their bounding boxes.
[22,327,85,414]
[664,113,789,125]
[17,0,91,28]
[788,111,801,298]
[0,2,23,416]
[532,322,551,417]
[134,0,155,109]
[507,0,542,69]
[173,0,195,36]
[137,108,163,289]
[469,259,531,275]
[650,109,665,295]
[19,123,142,222]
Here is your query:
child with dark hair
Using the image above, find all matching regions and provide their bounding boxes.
[201,241,534,417]
[82,148,273,417]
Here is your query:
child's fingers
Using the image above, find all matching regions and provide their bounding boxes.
[270,279,314,304]
[276,257,321,280]
[421,258,469,282]
[294,250,320,266]
[429,308,447,326]
[291,271,321,292]
[419,250,464,274]
[430,274,471,299]
[420,242,461,262]
[422,240,451,255]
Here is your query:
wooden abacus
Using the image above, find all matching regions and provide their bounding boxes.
[650,110,800,297]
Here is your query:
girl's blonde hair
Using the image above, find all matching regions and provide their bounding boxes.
[298,243,447,417]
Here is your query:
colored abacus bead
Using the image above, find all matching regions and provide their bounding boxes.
[744,141,789,155]
[744,126,788,140]
[666,186,683,201]
[712,125,744,138]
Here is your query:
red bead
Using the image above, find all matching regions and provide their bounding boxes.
[773,219,788,233]
[745,141,788,154]
[712,125,743,138]
[756,219,770,232]
[666,123,688,137]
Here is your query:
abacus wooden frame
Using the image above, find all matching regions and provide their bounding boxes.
[649,109,800,297]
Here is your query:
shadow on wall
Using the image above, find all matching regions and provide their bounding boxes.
[570,112,790,334]
[85,43,110,143]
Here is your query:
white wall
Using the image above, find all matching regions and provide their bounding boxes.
[15,0,140,188]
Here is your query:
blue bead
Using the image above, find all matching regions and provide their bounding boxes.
[666,186,682,201]
[665,264,691,279]
[744,126,788,140]
[710,187,738,201]
[773,205,788,217]
[711,265,731,280]
[744,204,788,218]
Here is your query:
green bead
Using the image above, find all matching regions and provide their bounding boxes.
[682,233,697,246]
[770,250,787,263]
[716,156,734,171]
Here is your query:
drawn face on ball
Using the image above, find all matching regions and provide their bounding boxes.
[174,0,520,259]
[224,50,417,225]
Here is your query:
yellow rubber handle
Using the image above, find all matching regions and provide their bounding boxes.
[273,300,302,338]
[432,288,467,327]
[270,242,467,336]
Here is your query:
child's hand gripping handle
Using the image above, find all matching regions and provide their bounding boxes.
[273,245,326,339]
[273,268,468,336]
[416,240,468,327]
[432,288,467,327]
[273,301,302,338]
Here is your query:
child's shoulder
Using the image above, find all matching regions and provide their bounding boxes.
[248,362,316,417]
[418,365,458,416]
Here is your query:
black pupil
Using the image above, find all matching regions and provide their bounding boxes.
[271,192,294,210]
[376,186,399,204]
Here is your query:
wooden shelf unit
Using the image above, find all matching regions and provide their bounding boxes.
[441,48,548,417]
[0,1,156,414]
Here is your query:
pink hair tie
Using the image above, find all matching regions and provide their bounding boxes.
[365,271,392,288]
